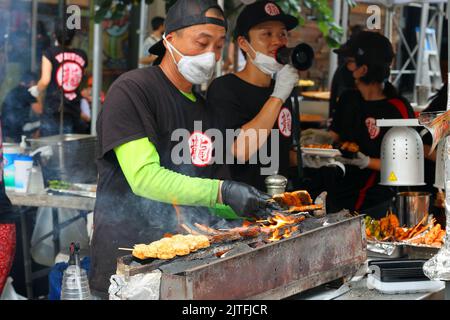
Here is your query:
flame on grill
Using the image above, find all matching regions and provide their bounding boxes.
[173,201,302,243]
[259,213,302,241]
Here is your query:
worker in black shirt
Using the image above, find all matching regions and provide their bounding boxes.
[329,25,364,121]
[302,32,415,216]
[29,22,88,136]
[91,0,277,298]
[206,1,300,191]
[1,71,42,142]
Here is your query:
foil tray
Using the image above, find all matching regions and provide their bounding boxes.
[367,240,440,260]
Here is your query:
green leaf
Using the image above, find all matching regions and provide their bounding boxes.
[317,21,329,36]
[325,35,340,48]
[298,15,305,26]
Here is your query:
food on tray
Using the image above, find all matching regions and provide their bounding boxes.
[299,79,315,87]
[48,180,72,190]
[132,234,210,260]
[339,141,359,158]
[340,142,359,153]
[404,222,445,247]
[302,144,333,149]
[48,180,97,192]
[365,212,446,247]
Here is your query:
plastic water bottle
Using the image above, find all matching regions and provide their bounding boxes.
[61,243,91,300]
[19,135,27,154]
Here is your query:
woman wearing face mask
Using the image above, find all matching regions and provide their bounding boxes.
[301,32,415,217]
[206,1,300,191]
[90,0,278,298]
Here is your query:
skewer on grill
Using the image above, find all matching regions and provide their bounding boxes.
[180,223,201,235]
[194,223,221,234]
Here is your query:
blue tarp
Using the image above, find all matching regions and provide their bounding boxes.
[48,257,90,300]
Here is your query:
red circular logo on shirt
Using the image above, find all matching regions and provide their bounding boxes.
[56,61,83,94]
[278,107,292,138]
[189,131,213,167]
[265,3,280,16]
[365,117,380,139]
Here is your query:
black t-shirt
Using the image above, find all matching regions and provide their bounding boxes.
[329,63,355,121]
[1,85,37,142]
[330,89,415,212]
[0,122,14,223]
[43,46,88,119]
[91,66,227,294]
[207,74,294,191]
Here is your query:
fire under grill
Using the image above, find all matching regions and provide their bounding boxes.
[116,212,367,300]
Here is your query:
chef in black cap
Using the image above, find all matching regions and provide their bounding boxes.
[206,1,300,191]
[91,0,276,297]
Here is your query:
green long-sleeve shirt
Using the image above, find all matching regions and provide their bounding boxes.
[114,137,240,219]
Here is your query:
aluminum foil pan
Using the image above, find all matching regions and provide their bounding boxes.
[367,240,440,259]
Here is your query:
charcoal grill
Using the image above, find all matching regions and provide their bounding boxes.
[116,213,366,300]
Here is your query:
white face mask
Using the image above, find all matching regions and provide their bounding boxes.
[163,34,216,85]
[246,41,283,75]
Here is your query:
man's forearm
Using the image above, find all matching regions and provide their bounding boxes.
[367,157,381,171]
[115,137,221,207]
[37,80,48,93]
[232,97,283,161]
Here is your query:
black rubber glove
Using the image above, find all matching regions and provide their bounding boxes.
[221,180,272,219]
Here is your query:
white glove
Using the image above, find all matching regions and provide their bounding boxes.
[302,154,345,175]
[28,85,40,98]
[271,65,299,102]
[337,151,370,169]
[300,128,334,146]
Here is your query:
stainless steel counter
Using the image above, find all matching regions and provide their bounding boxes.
[292,261,445,300]
[6,191,95,299]
[7,191,95,211]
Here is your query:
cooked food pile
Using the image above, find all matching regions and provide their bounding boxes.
[365,212,445,247]
[133,234,210,260]
[299,79,315,87]
[339,141,359,154]
[302,144,333,149]
[272,190,323,212]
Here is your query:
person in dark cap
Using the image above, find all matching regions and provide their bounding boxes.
[1,71,42,142]
[206,0,300,191]
[91,0,278,298]
[328,25,364,121]
[139,16,165,68]
[301,31,415,216]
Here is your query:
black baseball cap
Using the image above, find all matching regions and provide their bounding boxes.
[334,31,394,66]
[234,1,298,38]
[149,0,227,56]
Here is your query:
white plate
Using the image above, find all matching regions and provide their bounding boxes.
[301,147,342,158]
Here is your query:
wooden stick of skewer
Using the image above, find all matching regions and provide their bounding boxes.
[194,223,220,235]
[118,248,134,251]
[180,223,200,235]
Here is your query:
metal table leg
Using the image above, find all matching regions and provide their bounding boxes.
[19,207,33,299]
[52,208,60,259]
[446,281,450,300]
